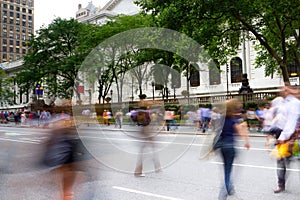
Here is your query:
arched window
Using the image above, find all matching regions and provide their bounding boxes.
[230,57,243,83]
[209,61,221,85]
[190,64,200,87]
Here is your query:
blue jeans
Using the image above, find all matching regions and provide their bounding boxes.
[221,143,235,194]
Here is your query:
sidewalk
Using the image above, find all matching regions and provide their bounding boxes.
[77,123,266,137]
[0,121,266,137]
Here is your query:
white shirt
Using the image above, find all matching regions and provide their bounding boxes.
[278,94,300,141]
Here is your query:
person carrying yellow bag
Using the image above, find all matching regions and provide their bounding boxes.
[272,85,300,194]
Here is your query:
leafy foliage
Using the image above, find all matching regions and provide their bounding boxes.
[136,0,300,84]
[16,18,99,102]
[0,69,14,105]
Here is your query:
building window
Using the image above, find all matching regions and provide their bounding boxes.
[22,0,26,5]
[190,64,200,87]
[28,22,32,28]
[3,10,7,16]
[230,57,243,83]
[22,8,26,13]
[16,0,20,3]
[16,6,20,11]
[9,40,13,45]
[9,33,13,38]
[3,24,7,30]
[3,46,7,52]
[16,34,20,39]
[9,47,13,52]
[9,54,14,60]
[10,0,14,3]
[28,9,32,14]
[3,4,8,9]
[16,27,20,32]
[3,18,7,23]
[22,21,26,26]
[9,19,14,24]
[9,26,13,31]
[22,48,26,54]
[16,48,19,53]
[9,5,14,10]
[3,54,7,59]
[208,63,221,85]
[16,20,20,25]
[28,15,32,21]
[10,11,14,17]
[3,39,7,45]
[16,40,20,46]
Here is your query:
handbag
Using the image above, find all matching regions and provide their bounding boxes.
[43,136,73,167]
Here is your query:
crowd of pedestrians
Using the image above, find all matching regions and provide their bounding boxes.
[0,85,299,200]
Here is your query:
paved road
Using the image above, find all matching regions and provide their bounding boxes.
[0,125,299,200]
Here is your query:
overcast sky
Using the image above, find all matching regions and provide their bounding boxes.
[34,0,109,31]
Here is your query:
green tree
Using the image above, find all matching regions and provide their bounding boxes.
[16,18,99,104]
[83,14,153,103]
[136,0,300,85]
[0,69,14,106]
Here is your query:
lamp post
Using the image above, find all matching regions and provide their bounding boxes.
[110,89,113,103]
[151,81,155,100]
[226,64,229,98]
[173,85,176,99]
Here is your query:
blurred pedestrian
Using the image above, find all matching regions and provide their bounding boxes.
[81,109,91,126]
[20,111,27,126]
[114,109,123,128]
[273,85,300,193]
[200,105,211,133]
[215,99,250,200]
[255,104,265,132]
[134,108,161,177]
[210,107,221,131]
[265,97,285,148]
[103,110,108,126]
[43,115,91,200]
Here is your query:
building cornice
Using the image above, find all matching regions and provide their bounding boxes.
[102,0,122,11]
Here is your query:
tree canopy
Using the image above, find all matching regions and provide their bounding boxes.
[136,0,300,84]
[16,18,100,104]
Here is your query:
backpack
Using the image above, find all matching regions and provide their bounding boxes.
[137,110,151,126]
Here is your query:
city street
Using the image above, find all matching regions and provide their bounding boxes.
[0,125,300,199]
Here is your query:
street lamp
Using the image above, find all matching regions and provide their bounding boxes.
[151,81,155,100]
[226,64,229,98]
[110,90,113,103]
[173,84,176,99]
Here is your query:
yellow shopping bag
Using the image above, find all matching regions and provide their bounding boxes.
[270,143,291,159]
